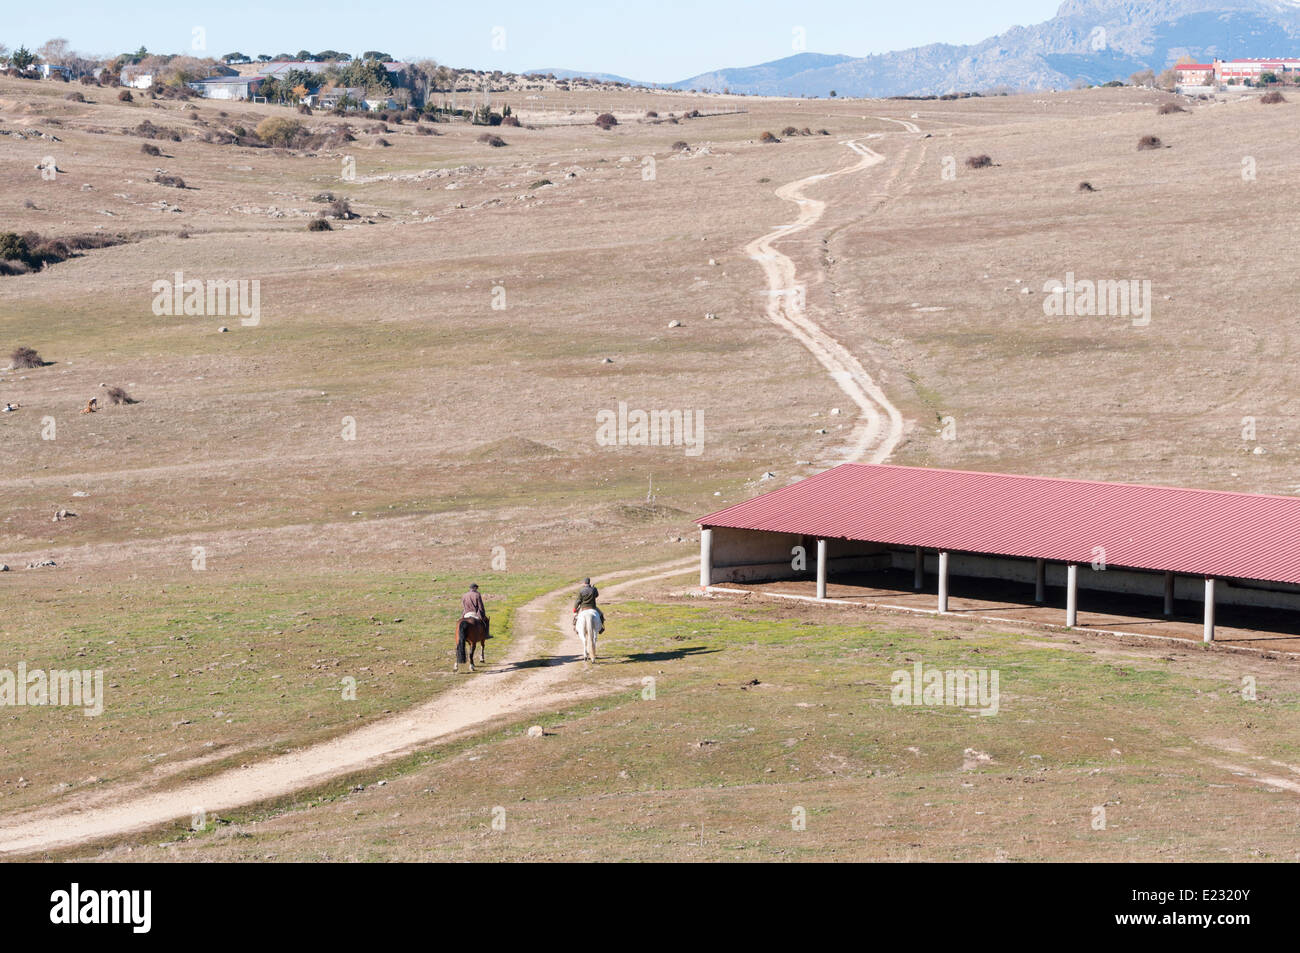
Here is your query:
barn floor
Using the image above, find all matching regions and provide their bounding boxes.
[717,568,1300,655]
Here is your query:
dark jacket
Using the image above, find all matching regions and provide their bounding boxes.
[573,584,599,612]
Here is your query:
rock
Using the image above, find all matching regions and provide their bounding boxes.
[26,560,56,569]
[668,320,682,328]
[830,408,841,416]
[600,357,614,364]
[0,565,8,572]
[72,491,88,497]
[815,428,829,435]
[53,509,76,521]
[218,326,229,333]
[705,312,717,320]
[760,472,777,481]
[527,725,544,738]
[708,258,717,266]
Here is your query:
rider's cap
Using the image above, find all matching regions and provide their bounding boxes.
[583,577,591,585]
[470,583,479,590]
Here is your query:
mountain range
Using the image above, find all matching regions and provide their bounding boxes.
[532,0,1300,97]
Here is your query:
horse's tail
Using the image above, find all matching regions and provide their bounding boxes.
[458,618,471,639]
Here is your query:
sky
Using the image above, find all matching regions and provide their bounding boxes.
[3,1,1064,81]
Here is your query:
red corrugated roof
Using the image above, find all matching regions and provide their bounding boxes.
[699,464,1300,585]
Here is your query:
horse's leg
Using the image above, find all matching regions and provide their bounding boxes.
[479,625,486,663]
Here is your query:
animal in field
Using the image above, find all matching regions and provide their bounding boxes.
[81,398,97,414]
[575,608,600,662]
[454,615,488,673]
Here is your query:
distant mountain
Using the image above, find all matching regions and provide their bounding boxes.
[539,1,1300,98]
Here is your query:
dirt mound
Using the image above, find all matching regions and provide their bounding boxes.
[466,436,564,461]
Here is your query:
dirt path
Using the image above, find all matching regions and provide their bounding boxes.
[743,126,910,464]
[0,559,693,856]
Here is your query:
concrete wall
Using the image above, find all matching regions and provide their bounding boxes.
[707,528,1300,612]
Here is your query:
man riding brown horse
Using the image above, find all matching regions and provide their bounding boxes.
[455,583,490,672]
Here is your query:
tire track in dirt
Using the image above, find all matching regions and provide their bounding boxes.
[744,124,912,465]
[0,558,694,855]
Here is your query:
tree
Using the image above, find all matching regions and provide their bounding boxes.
[1129,69,1155,87]
[295,50,316,61]
[10,46,36,70]
[829,89,837,97]
[361,51,392,62]
[38,38,70,66]
[409,58,440,105]
[222,52,248,63]
[316,50,349,62]
[1260,71,1279,85]
[256,54,272,63]
[1156,68,1177,90]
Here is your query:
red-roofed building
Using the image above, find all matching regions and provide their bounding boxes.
[697,464,1300,642]
[1215,58,1300,83]
[1175,63,1215,85]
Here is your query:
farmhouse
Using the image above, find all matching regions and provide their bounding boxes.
[698,464,1300,646]
[187,75,264,100]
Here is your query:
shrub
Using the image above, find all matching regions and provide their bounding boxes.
[141,143,161,156]
[671,140,689,151]
[312,191,336,203]
[152,173,186,188]
[965,154,994,169]
[478,133,506,147]
[782,126,799,136]
[65,91,85,103]
[1157,103,1186,114]
[297,104,312,115]
[1261,91,1287,104]
[595,112,618,130]
[9,346,44,369]
[105,386,137,405]
[501,115,520,127]
[327,198,356,219]
[374,137,390,147]
[307,217,332,231]
[759,131,779,143]
[645,110,658,118]
[1137,134,1163,150]
[255,116,305,148]
[1078,181,1096,192]
[529,179,553,189]
[117,89,133,102]
[817,129,830,135]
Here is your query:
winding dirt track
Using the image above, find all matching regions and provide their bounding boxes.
[0,121,913,856]
[743,126,911,464]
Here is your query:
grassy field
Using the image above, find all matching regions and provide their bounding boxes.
[90,594,1300,861]
[4,75,1300,860]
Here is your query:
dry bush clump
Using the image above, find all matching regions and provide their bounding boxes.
[9,346,45,369]
[1261,91,1287,104]
[105,386,137,405]
[117,89,133,102]
[1078,181,1096,192]
[327,198,356,220]
[255,117,305,148]
[966,154,994,169]
[307,217,332,231]
[528,179,552,189]
[645,110,658,118]
[152,173,186,189]
[782,125,799,136]
[297,104,312,115]
[671,140,688,151]
[65,91,85,103]
[478,133,506,147]
[1157,103,1187,114]
[141,143,161,156]
[133,120,182,141]
[595,112,618,130]
[374,137,391,147]
[500,115,520,127]
[1137,134,1164,150]
[1,231,126,276]
[759,130,779,143]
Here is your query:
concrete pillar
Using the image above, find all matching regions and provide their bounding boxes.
[699,528,713,588]
[1066,563,1079,627]
[816,538,828,601]
[913,547,924,591]
[1164,572,1175,617]
[937,552,950,613]
[1034,559,1046,605]
[1204,577,1216,643]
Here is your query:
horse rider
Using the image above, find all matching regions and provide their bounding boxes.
[462,583,490,639]
[572,577,604,634]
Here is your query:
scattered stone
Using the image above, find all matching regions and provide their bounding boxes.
[72,491,88,497]
[705,312,717,320]
[218,326,229,333]
[527,725,545,738]
[668,320,682,328]
[600,357,614,364]
[0,565,8,572]
[760,472,777,481]
[26,560,56,569]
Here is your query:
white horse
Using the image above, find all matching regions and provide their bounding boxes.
[575,608,600,662]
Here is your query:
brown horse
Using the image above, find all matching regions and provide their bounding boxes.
[454,615,488,673]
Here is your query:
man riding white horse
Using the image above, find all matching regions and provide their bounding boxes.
[572,577,604,634]
[572,577,604,662]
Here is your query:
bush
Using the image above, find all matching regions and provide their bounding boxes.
[152,173,186,188]
[297,104,312,115]
[759,131,779,143]
[1157,103,1186,114]
[1137,135,1163,150]
[671,140,689,151]
[255,117,305,148]
[327,198,356,220]
[141,143,161,156]
[65,91,85,103]
[9,346,44,369]
[374,137,391,147]
[645,110,658,118]
[118,89,133,102]
[501,115,520,127]
[528,179,553,189]
[478,133,507,147]
[595,112,618,130]
[307,217,332,231]
[1078,181,1096,192]
[311,192,335,203]
[817,129,830,135]
[782,126,799,137]
[1261,91,1287,104]
[105,386,137,405]
[965,154,994,169]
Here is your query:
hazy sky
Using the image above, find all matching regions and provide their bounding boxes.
[4,1,1063,80]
